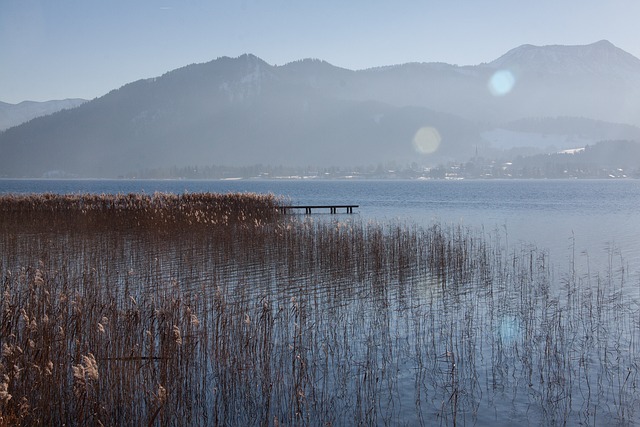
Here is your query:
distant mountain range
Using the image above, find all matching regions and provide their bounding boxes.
[0,99,87,131]
[1,40,639,178]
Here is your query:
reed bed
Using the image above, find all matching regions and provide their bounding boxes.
[0,192,282,231]
[0,194,639,425]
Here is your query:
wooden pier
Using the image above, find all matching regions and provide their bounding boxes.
[280,205,358,214]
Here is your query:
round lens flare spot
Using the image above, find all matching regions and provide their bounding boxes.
[499,316,522,343]
[413,127,441,154]
[488,70,516,96]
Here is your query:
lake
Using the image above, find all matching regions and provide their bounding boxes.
[2,178,640,276]
[2,179,640,425]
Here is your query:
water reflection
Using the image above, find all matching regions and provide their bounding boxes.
[2,217,639,425]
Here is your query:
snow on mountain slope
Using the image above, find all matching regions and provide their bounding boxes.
[2,41,640,177]
[482,128,597,151]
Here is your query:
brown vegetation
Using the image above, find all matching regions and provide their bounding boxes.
[0,192,282,231]
[0,193,638,425]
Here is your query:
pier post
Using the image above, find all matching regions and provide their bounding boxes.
[280,205,358,214]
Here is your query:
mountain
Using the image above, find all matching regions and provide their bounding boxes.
[349,40,640,126]
[0,99,87,131]
[510,140,640,176]
[503,116,640,139]
[475,40,640,126]
[480,116,640,157]
[0,54,480,177]
[489,40,640,77]
[1,41,639,178]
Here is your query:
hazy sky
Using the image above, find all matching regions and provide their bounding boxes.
[2,0,639,103]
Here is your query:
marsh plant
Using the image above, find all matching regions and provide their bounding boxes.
[0,193,638,425]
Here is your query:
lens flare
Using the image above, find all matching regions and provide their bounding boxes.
[488,69,515,96]
[412,126,441,154]
[498,315,522,343]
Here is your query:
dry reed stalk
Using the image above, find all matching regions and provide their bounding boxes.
[0,197,639,425]
[0,192,284,232]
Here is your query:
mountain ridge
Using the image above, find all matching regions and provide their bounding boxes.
[488,40,640,78]
[1,41,639,178]
[0,98,87,131]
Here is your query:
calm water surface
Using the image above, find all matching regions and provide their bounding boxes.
[2,178,640,275]
[3,178,640,425]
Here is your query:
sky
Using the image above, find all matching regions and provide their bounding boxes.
[1,0,639,104]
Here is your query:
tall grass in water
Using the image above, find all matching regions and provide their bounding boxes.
[0,192,282,231]
[0,194,639,425]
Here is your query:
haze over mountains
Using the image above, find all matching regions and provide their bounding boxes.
[0,99,86,132]
[1,40,639,178]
